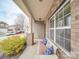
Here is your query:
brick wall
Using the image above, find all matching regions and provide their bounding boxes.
[53,0,79,59]
[45,0,79,59]
[60,0,79,59]
[71,0,79,59]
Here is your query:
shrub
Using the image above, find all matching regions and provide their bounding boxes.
[0,35,26,55]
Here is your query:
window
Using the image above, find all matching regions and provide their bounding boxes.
[64,14,71,26]
[0,24,4,28]
[49,17,54,41]
[64,3,70,15]
[50,17,54,28]
[50,30,54,41]
[56,29,71,52]
[49,2,71,52]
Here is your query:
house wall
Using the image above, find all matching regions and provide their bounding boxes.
[0,22,8,35]
[8,26,16,33]
[61,1,79,59]
[0,29,7,35]
[45,0,79,59]
[32,19,45,39]
[71,0,79,59]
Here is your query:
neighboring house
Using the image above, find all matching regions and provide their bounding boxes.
[14,0,79,59]
[7,25,22,33]
[0,21,8,35]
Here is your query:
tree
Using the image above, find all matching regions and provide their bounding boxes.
[15,14,25,31]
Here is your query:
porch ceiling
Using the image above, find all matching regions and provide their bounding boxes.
[14,0,63,21]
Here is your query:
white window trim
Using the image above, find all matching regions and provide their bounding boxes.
[49,0,71,57]
[55,0,70,15]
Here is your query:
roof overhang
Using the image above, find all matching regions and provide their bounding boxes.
[14,0,64,21]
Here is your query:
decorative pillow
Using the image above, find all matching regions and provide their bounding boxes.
[44,46,54,55]
[39,42,47,55]
[40,39,47,45]
[46,41,52,48]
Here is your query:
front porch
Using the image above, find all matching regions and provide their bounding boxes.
[19,39,58,59]
[13,0,71,59]
[11,0,79,59]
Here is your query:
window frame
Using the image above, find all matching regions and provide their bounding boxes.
[49,0,71,56]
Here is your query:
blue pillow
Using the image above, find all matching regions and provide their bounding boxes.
[43,38,47,45]
[44,46,54,55]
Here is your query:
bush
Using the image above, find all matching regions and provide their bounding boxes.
[0,35,26,55]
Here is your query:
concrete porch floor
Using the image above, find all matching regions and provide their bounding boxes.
[19,40,58,59]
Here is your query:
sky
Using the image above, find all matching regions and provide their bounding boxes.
[0,0,24,25]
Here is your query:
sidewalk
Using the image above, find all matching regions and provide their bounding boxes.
[19,44,38,59]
